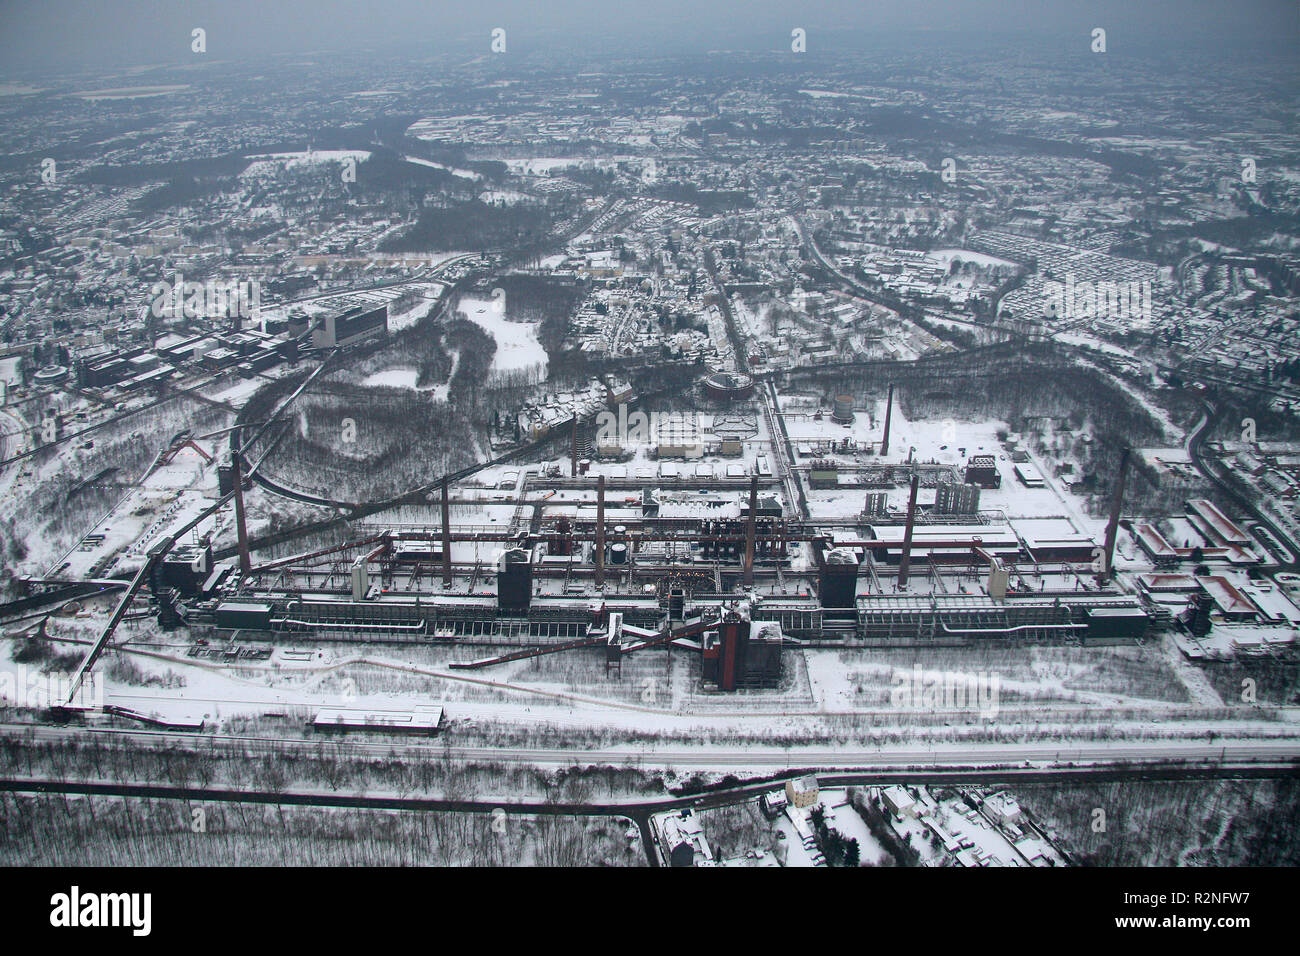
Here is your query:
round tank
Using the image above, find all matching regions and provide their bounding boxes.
[832,395,854,424]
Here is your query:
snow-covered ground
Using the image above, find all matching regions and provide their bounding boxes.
[457,296,548,377]
[361,368,421,390]
[479,189,530,205]
[401,155,481,181]
[207,378,265,408]
[504,158,584,176]
[927,248,1020,270]
[240,150,372,178]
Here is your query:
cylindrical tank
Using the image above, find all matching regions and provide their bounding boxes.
[609,543,628,565]
[832,395,854,424]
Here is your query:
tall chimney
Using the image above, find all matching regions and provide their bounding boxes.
[594,474,606,589]
[743,475,758,588]
[881,384,894,457]
[441,476,453,588]
[1101,447,1130,582]
[898,474,919,589]
[232,449,251,577]
[570,417,579,478]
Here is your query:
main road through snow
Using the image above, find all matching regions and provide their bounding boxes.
[4,721,1299,772]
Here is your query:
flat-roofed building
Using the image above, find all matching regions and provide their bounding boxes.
[869,524,1019,565]
[1013,462,1045,487]
[313,704,443,734]
[1187,499,1253,547]
[311,304,388,349]
[1198,576,1260,620]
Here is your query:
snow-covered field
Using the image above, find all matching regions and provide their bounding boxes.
[240,150,371,178]
[401,155,481,181]
[928,248,1019,270]
[457,296,548,376]
[207,378,265,408]
[479,189,530,205]
[504,157,584,175]
[361,368,421,390]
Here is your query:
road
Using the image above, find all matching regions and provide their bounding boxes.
[5,753,1298,870]
[6,721,1299,772]
[792,213,940,338]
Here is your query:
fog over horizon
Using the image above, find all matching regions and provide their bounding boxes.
[1,0,1297,77]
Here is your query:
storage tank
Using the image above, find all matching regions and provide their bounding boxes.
[703,371,755,401]
[832,395,854,424]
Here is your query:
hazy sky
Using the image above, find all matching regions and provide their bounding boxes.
[1,0,1296,74]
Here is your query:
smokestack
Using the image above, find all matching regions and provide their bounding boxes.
[898,474,919,589]
[743,475,758,588]
[881,384,894,457]
[570,417,579,478]
[595,474,606,589]
[231,449,251,576]
[1101,447,1130,582]
[441,476,453,588]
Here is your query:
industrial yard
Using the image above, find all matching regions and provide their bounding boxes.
[1,0,1297,890]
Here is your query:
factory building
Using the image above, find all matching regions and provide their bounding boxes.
[863,491,889,516]
[854,592,1145,645]
[311,304,388,349]
[816,545,861,609]
[496,547,535,613]
[1186,498,1253,548]
[933,480,981,515]
[868,524,1020,565]
[963,455,1002,489]
[1019,531,1098,563]
[154,542,214,597]
[700,606,782,690]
